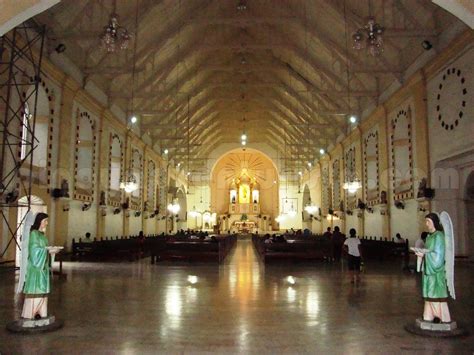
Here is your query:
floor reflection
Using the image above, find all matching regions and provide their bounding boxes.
[1,239,473,353]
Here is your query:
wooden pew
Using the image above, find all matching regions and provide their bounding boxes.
[154,234,237,263]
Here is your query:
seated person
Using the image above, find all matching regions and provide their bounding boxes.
[394,233,407,256]
[273,234,287,243]
[394,233,405,244]
[83,232,93,243]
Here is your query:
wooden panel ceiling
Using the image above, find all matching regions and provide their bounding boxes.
[35,0,460,171]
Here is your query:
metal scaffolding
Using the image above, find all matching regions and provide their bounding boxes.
[0,23,45,261]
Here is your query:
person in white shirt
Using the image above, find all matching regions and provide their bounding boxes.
[343,228,362,284]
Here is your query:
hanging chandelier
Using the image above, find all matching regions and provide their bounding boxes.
[343,179,362,194]
[167,200,180,215]
[275,214,286,223]
[100,13,131,53]
[304,199,318,215]
[352,17,384,56]
[120,169,138,193]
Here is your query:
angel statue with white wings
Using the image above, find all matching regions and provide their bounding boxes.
[412,212,456,323]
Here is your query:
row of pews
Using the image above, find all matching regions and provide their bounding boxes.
[72,234,237,263]
[252,234,409,263]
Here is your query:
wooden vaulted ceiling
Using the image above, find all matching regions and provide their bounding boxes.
[35,0,460,172]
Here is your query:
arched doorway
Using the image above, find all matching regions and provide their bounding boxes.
[15,195,47,267]
[465,171,474,257]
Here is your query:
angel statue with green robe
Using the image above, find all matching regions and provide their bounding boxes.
[413,212,455,323]
[17,212,52,319]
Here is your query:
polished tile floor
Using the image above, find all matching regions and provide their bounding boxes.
[1,240,473,354]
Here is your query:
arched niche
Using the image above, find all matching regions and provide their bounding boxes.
[210,148,279,219]
[390,105,414,200]
[74,110,96,200]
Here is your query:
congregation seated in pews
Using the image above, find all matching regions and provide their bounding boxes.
[72,229,237,264]
[252,230,409,264]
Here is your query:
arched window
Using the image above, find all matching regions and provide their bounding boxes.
[20,103,31,161]
[108,134,123,204]
[19,85,50,185]
[74,110,96,200]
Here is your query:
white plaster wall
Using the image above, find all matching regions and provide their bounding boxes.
[104,213,123,238]
[389,199,419,245]
[144,218,157,235]
[67,201,97,245]
[344,215,358,236]
[157,219,167,234]
[364,212,384,238]
[128,215,143,235]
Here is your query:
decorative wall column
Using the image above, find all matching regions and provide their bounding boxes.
[95,110,108,239]
[53,77,78,247]
[379,106,391,239]
[413,74,432,233]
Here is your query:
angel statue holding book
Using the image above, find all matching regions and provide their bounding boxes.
[16,212,62,320]
[412,212,455,323]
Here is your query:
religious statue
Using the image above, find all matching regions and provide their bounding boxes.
[380,191,387,204]
[411,212,455,325]
[15,212,63,329]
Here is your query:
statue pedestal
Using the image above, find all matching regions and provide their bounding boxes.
[6,316,64,334]
[404,318,467,337]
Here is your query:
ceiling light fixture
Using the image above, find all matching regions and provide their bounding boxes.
[237,0,247,11]
[352,17,384,56]
[99,8,131,53]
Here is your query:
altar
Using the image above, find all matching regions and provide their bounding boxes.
[218,164,274,232]
[233,221,256,233]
